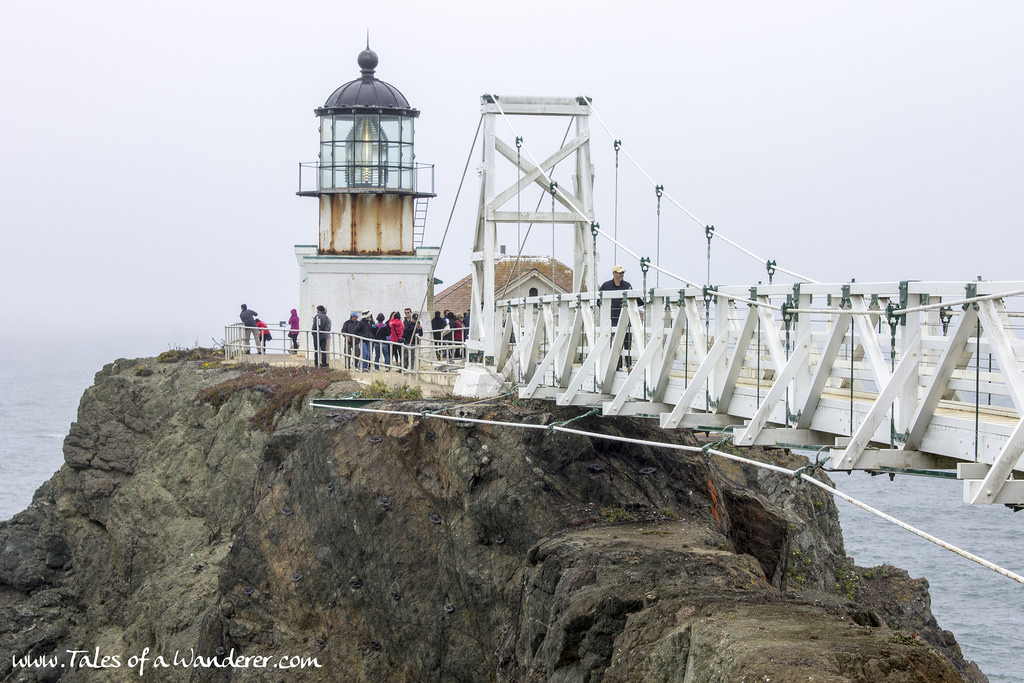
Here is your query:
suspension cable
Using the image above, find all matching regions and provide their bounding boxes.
[893,288,1024,316]
[773,288,1024,319]
[756,305,762,407]
[516,135,522,259]
[655,184,663,288]
[485,96,784,313]
[975,315,981,462]
[705,225,714,288]
[585,100,820,284]
[614,139,621,264]
[850,316,855,436]
[888,312,897,448]
[498,118,575,300]
[486,96,699,290]
[551,182,557,293]
[420,114,484,318]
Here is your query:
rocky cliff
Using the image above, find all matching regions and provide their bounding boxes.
[0,355,987,682]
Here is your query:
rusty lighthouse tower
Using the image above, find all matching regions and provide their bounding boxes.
[295,44,437,328]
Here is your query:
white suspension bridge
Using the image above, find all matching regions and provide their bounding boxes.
[450,94,1024,515]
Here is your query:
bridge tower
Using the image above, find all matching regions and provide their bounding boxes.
[459,96,596,395]
[295,45,438,329]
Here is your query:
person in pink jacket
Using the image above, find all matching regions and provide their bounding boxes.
[287,309,300,353]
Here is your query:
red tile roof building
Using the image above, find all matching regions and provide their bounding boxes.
[434,256,574,315]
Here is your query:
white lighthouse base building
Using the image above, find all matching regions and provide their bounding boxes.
[294,245,438,345]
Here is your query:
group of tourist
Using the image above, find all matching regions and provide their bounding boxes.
[337,307,426,371]
[238,264,631,369]
[239,304,439,370]
[430,310,470,360]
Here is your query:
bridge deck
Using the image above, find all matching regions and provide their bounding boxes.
[493,281,1024,506]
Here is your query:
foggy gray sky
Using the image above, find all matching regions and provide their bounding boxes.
[1,0,1021,354]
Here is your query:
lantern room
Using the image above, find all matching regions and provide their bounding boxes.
[298,45,434,255]
[315,47,419,192]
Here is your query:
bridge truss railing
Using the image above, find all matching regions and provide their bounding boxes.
[498,280,1024,507]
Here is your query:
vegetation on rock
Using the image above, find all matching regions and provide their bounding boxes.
[198,365,349,431]
[360,378,423,400]
[156,347,222,363]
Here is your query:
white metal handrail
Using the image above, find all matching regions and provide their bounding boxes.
[223,324,467,382]
[495,281,1024,507]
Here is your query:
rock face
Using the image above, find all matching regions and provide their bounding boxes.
[0,357,987,682]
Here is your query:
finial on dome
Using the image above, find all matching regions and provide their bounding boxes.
[358,38,378,78]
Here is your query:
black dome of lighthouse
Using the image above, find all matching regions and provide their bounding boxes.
[315,47,418,116]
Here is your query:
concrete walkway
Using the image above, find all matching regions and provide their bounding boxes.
[227,349,460,398]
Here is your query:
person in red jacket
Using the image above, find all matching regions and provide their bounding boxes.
[255,319,271,354]
[388,311,404,370]
[451,313,464,359]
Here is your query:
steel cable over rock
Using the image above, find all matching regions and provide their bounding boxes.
[311,400,1024,586]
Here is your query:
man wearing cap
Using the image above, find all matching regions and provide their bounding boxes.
[341,311,360,369]
[598,265,632,326]
[311,305,332,368]
[599,265,641,370]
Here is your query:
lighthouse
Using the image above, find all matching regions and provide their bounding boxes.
[295,45,438,330]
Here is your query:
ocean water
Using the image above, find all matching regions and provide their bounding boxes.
[832,472,1021,683]
[0,340,1019,682]
[0,340,110,519]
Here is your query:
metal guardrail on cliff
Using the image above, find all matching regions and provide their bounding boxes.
[224,324,467,385]
[494,280,1024,508]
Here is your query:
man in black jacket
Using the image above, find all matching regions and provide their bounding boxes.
[431,311,447,361]
[239,304,258,354]
[341,312,359,369]
[598,265,631,325]
[598,265,642,370]
[311,305,332,368]
[401,307,415,369]
[355,311,374,371]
